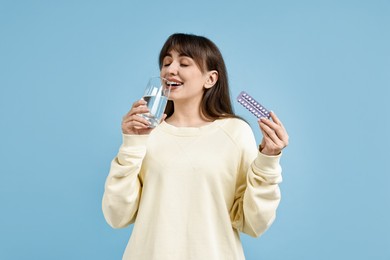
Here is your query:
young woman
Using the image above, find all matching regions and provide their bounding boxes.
[102,33,289,260]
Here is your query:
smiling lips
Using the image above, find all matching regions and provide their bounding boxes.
[166,80,182,89]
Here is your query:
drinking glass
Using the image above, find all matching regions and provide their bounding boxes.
[140,77,170,128]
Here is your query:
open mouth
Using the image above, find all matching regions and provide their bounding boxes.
[166,81,183,88]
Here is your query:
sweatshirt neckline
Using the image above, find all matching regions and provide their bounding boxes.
[158,119,225,136]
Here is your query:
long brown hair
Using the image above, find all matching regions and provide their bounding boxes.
[159,33,240,121]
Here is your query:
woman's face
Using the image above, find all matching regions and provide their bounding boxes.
[160,50,209,104]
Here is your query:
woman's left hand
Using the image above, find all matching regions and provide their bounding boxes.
[258,111,289,156]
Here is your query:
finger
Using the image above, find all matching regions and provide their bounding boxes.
[123,106,149,121]
[260,117,288,142]
[259,125,274,147]
[122,120,150,133]
[270,111,286,131]
[267,113,289,145]
[122,114,150,126]
[269,111,280,124]
[259,122,279,144]
[133,99,147,107]
[260,117,280,135]
[259,123,284,153]
[123,114,151,126]
[258,120,276,144]
[260,121,288,149]
[260,122,289,151]
[123,100,149,117]
[123,122,148,131]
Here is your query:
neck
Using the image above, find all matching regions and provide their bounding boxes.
[166,100,212,127]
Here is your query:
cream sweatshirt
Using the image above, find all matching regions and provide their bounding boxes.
[102,118,282,260]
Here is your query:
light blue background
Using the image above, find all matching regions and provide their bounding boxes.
[1,0,389,259]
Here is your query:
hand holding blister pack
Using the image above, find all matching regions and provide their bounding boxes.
[236,91,271,119]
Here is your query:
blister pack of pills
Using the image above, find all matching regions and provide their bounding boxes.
[236,91,271,119]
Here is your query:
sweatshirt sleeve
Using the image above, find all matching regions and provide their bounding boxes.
[102,134,148,228]
[229,124,283,238]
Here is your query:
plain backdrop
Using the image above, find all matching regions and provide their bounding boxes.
[0,0,389,259]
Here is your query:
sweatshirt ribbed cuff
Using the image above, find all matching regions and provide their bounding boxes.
[252,152,283,183]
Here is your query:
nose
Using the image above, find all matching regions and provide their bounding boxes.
[165,61,179,75]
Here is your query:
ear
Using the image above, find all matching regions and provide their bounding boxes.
[204,70,218,89]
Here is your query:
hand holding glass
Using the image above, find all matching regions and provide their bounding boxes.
[140,77,170,128]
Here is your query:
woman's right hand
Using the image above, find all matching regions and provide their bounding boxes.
[121,100,153,135]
